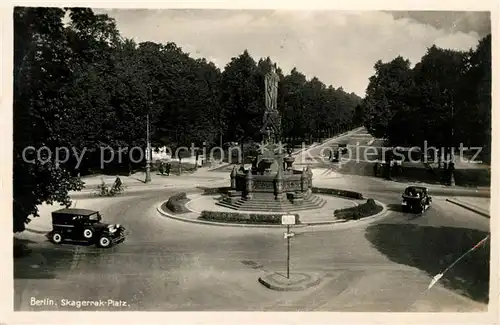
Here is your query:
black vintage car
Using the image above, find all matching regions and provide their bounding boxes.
[48,208,126,248]
[401,186,432,213]
[338,143,348,154]
[330,144,348,162]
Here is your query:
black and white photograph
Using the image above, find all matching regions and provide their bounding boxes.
[8,2,497,321]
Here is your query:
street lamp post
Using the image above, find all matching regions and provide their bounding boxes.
[145,88,152,183]
[449,91,455,186]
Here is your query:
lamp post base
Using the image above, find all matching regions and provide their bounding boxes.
[145,163,152,183]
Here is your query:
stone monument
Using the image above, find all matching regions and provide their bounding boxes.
[217,62,324,212]
[261,63,281,144]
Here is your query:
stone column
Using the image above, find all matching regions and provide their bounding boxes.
[274,167,284,201]
[306,166,313,190]
[230,166,237,190]
[245,169,253,200]
[300,168,307,193]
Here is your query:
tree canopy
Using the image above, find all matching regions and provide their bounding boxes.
[362,35,491,162]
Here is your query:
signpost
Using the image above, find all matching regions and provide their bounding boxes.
[281,214,296,279]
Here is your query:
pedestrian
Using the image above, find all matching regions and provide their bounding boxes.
[166,162,171,176]
[392,160,398,176]
[159,161,165,175]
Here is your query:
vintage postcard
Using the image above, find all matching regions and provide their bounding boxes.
[3,0,498,324]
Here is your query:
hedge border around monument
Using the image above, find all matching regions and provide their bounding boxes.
[199,211,301,225]
[165,192,192,214]
[334,198,383,221]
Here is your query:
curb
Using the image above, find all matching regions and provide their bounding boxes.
[446,198,490,218]
[327,199,389,226]
[25,228,50,235]
[258,272,322,291]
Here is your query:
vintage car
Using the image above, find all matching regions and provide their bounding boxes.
[338,143,348,154]
[330,144,348,162]
[401,186,432,213]
[48,208,126,248]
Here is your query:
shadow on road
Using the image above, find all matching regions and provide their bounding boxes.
[14,237,81,280]
[386,204,404,213]
[364,223,490,303]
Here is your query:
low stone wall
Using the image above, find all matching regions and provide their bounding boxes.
[197,186,231,195]
[198,186,364,200]
[312,187,364,200]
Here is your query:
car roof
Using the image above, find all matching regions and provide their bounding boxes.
[52,208,98,216]
[405,186,427,190]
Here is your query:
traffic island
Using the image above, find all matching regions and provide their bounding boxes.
[258,272,321,291]
[158,187,389,227]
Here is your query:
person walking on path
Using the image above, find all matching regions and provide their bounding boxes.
[165,162,171,176]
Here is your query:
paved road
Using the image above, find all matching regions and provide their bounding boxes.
[14,128,491,312]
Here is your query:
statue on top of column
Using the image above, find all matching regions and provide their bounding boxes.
[261,63,281,144]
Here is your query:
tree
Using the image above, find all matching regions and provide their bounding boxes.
[361,35,491,168]
[363,56,414,144]
[14,7,84,232]
[220,50,262,143]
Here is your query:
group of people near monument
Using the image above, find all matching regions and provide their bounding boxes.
[158,161,171,176]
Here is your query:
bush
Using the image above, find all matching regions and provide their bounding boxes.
[166,192,191,213]
[197,186,231,195]
[312,187,364,199]
[199,211,300,225]
[334,198,382,220]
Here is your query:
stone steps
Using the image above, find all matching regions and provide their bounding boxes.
[216,194,326,212]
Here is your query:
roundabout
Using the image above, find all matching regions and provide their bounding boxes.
[157,187,389,227]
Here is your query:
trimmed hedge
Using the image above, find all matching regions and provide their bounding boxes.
[312,187,364,200]
[199,211,301,225]
[334,198,382,220]
[166,192,191,213]
[197,186,231,195]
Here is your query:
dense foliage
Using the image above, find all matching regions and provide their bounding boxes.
[14,7,361,231]
[362,35,491,163]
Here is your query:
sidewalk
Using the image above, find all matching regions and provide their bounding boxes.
[446,197,490,218]
[79,169,230,190]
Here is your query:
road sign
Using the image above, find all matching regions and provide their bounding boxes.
[283,232,295,239]
[281,214,296,225]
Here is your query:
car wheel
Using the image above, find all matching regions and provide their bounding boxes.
[98,236,111,248]
[51,232,63,244]
[83,228,94,239]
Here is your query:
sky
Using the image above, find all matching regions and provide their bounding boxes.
[95,9,490,97]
